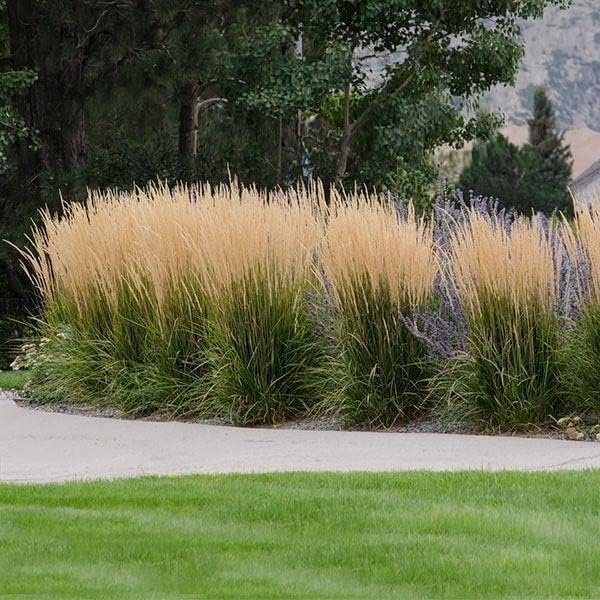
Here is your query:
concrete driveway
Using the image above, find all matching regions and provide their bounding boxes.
[2,394,600,483]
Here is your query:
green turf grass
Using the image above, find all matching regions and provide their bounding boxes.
[2,471,599,598]
[0,369,29,390]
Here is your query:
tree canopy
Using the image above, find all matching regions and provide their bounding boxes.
[1,0,570,197]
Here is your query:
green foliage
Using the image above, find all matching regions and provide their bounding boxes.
[29,272,326,425]
[29,335,207,417]
[459,89,573,216]
[0,69,38,173]
[562,304,600,417]
[291,0,565,192]
[0,0,37,172]
[205,273,326,425]
[3,0,566,197]
[460,133,573,216]
[437,297,563,430]
[42,132,208,200]
[30,278,211,418]
[323,278,431,428]
[528,87,573,192]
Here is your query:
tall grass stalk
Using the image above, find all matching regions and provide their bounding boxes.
[319,192,437,427]
[442,210,563,428]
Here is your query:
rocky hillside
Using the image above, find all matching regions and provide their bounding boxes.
[486,0,599,131]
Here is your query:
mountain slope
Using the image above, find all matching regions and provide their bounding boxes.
[486,0,599,131]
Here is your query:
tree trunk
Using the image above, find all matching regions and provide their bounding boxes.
[60,60,86,169]
[61,106,86,168]
[276,117,283,186]
[335,133,352,185]
[178,81,200,159]
[7,0,87,172]
[334,83,352,185]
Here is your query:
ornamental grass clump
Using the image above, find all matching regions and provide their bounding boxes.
[443,210,563,428]
[319,192,437,427]
[22,184,215,415]
[561,202,600,415]
[21,182,326,424]
[203,186,326,425]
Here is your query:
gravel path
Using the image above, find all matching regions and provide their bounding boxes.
[2,393,600,483]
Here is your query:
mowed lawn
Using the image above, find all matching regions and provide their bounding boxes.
[2,472,600,598]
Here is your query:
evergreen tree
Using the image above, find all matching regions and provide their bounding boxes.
[459,88,574,217]
[528,87,573,190]
[460,134,528,213]
[459,133,573,217]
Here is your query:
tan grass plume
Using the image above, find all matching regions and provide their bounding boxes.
[321,190,437,307]
[449,210,556,317]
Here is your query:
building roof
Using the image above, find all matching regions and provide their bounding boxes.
[571,159,600,201]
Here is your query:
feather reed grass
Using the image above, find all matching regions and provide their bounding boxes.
[319,191,437,427]
[22,184,219,414]
[21,183,326,421]
[561,202,600,415]
[201,185,326,424]
[441,210,563,428]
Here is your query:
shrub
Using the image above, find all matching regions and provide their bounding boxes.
[439,209,564,429]
[319,192,437,427]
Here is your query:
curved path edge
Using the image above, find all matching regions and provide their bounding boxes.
[2,395,600,483]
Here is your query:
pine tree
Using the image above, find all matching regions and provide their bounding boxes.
[459,133,573,217]
[527,87,573,191]
[459,88,574,217]
[459,134,535,214]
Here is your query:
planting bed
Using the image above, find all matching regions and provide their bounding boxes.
[14,183,600,432]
